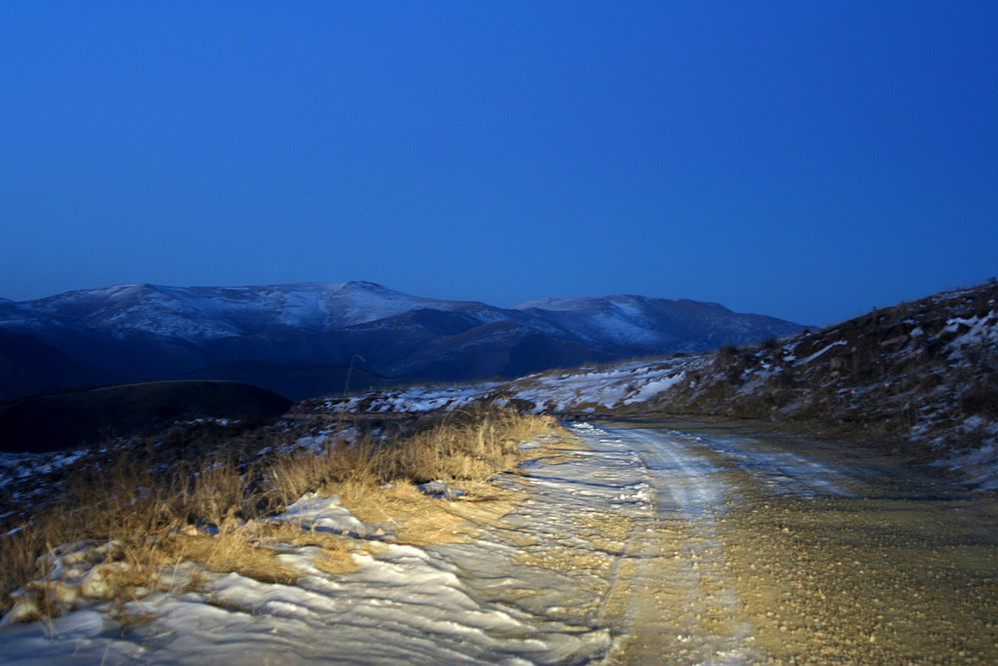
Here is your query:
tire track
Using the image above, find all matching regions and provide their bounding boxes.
[579,426,756,664]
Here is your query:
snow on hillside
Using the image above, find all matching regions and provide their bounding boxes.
[318,358,703,417]
[15,282,457,341]
[514,297,669,345]
[3,282,803,349]
[325,284,998,491]
[503,359,696,413]
[327,381,507,414]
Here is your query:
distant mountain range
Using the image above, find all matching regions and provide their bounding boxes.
[0,281,805,401]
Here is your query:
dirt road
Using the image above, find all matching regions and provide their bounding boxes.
[598,421,998,664]
[451,421,998,664]
[7,420,993,664]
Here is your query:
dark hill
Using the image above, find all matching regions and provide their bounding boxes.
[0,381,292,453]
[177,360,390,402]
[0,330,124,399]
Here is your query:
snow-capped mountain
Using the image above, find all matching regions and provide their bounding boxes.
[0,282,475,340]
[0,282,804,401]
[317,281,998,491]
[514,294,789,348]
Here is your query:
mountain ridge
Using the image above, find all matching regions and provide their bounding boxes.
[0,281,805,401]
[315,281,998,490]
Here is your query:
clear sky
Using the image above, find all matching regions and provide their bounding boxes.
[1,1,995,326]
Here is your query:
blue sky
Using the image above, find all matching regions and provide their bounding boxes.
[2,1,995,326]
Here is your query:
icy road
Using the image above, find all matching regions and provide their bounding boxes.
[2,421,996,664]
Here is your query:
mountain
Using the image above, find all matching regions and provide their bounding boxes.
[317,281,998,489]
[0,281,805,401]
[514,295,794,349]
[0,329,124,399]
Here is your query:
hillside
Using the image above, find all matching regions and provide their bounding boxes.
[323,281,998,489]
[176,360,390,402]
[0,330,123,398]
[0,381,291,454]
[636,283,997,432]
[0,284,994,664]
[0,281,803,401]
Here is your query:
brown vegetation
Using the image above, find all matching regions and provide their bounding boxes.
[0,406,557,621]
[630,281,998,461]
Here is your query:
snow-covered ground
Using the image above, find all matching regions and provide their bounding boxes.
[0,423,875,664]
[505,360,696,413]
[4,418,995,664]
[0,429,621,665]
[0,539,605,664]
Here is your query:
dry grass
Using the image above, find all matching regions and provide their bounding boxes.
[0,406,556,620]
[263,407,559,547]
[264,407,554,504]
[340,479,524,546]
[160,532,298,585]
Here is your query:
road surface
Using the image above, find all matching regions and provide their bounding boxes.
[442,420,998,664]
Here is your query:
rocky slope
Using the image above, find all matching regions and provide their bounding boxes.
[634,282,998,470]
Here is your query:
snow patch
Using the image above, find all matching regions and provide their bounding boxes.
[794,340,846,366]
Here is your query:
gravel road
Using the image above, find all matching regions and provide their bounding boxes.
[597,421,998,665]
[458,421,997,664]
